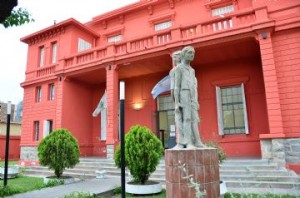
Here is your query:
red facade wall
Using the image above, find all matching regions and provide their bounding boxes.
[21,81,56,146]
[61,80,94,156]
[197,58,268,157]
[124,74,164,133]
[0,136,20,160]
[91,84,106,156]
[272,29,300,136]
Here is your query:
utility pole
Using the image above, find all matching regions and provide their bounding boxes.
[4,101,11,187]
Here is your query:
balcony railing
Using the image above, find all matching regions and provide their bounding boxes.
[36,65,56,77]
[59,7,264,69]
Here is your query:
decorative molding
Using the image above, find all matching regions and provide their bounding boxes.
[102,20,107,29]
[204,0,238,9]
[105,64,119,71]
[148,6,153,15]
[27,27,65,45]
[119,15,124,24]
[148,10,176,24]
[168,0,175,9]
[102,25,125,38]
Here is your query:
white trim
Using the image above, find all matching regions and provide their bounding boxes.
[241,83,249,134]
[216,86,224,135]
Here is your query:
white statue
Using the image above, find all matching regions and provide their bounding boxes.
[172,46,204,149]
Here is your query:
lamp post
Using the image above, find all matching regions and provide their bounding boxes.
[4,101,11,187]
[119,81,126,198]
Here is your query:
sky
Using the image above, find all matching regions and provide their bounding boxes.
[0,0,139,105]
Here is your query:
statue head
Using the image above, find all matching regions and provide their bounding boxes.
[172,50,181,66]
[181,46,195,62]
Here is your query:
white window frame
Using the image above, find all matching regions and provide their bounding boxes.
[78,38,92,52]
[51,42,57,64]
[216,83,249,135]
[154,21,172,31]
[212,4,234,16]
[108,35,122,43]
[49,84,55,101]
[43,120,53,138]
[34,121,39,141]
[39,46,45,67]
[36,86,42,102]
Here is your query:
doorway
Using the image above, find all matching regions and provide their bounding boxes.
[157,95,175,148]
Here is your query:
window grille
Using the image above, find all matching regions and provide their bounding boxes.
[155,21,172,31]
[216,84,249,135]
[51,42,57,63]
[39,46,45,67]
[36,86,42,102]
[108,35,122,43]
[34,121,39,141]
[212,4,234,16]
[78,38,92,52]
[49,84,55,101]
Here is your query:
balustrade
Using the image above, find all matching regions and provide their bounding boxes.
[59,8,264,68]
[36,65,56,77]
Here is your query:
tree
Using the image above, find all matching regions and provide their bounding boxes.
[115,125,163,184]
[38,128,80,178]
[0,0,34,28]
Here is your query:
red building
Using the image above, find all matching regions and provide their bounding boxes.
[20,0,300,173]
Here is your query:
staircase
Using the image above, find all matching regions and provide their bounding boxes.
[23,158,300,196]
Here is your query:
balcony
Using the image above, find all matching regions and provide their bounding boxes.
[31,6,273,79]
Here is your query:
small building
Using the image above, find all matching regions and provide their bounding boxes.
[0,102,21,160]
[20,0,300,173]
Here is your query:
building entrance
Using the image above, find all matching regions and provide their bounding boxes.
[157,95,175,149]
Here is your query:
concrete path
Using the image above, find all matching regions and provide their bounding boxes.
[9,178,120,198]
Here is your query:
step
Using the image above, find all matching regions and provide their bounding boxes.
[220,164,281,171]
[226,187,300,196]
[220,169,294,176]
[225,180,300,189]
[221,175,300,182]
[221,159,271,165]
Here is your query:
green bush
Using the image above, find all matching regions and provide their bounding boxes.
[205,141,227,163]
[114,125,164,184]
[38,128,80,178]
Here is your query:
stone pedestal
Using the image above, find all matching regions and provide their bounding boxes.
[165,148,220,198]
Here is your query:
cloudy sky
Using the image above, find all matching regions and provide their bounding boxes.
[0,0,139,104]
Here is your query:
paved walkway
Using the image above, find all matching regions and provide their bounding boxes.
[9,178,120,198]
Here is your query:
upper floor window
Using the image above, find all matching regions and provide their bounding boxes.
[36,86,42,102]
[108,35,122,43]
[33,121,40,141]
[48,84,55,101]
[39,46,45,67]
[154,21,172,31]
[51,42,57,64]
[216,84,249,135]
[212,4,234,16]
[78,38,92,52]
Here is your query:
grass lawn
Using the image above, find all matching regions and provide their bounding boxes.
[0,160,18,166]
[0,175,62,196]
